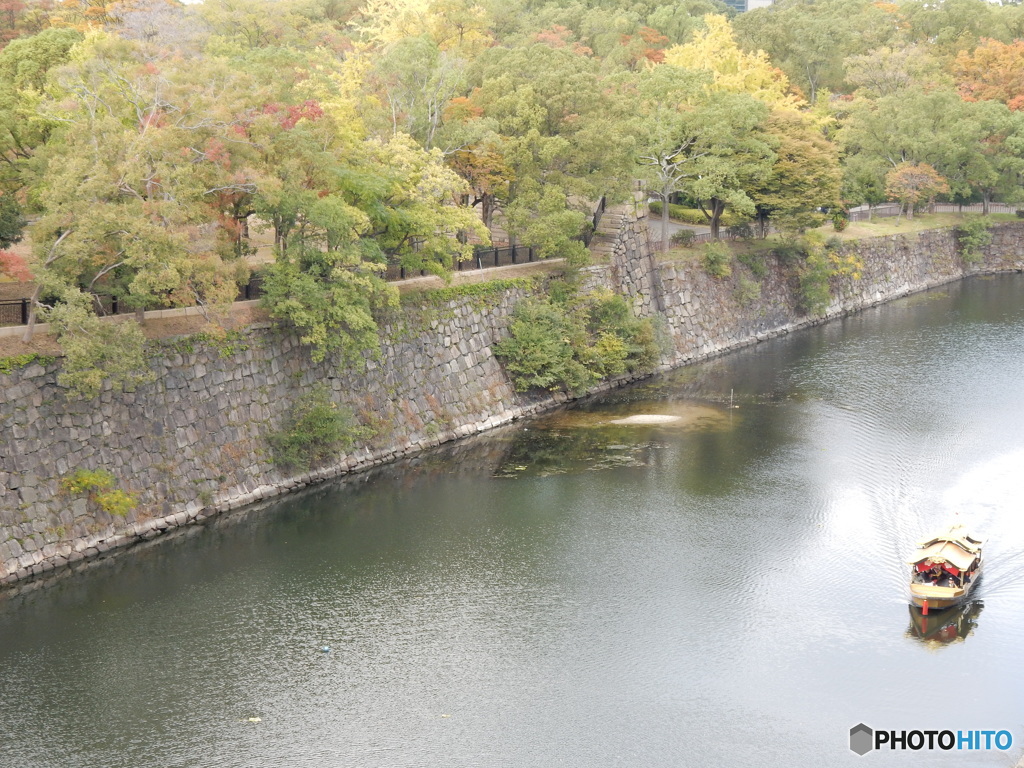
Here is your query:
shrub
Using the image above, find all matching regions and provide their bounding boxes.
[737,250,768,279]
[61,468,136,517]
[955,216,992,264]
[798,250,832,314]
[771,241,806,265]
[734,276,761,306]
[701,242,732,278]
[269,383,369,470]
[583,290,660,372]
[670,229,696,246]
[495,290,660,393]
[1015,209,1024,219]
[795,233,833,314]
[726,222,754,240]
[493,298,591,392]
[831,211,849,231]
[649,201,744,227]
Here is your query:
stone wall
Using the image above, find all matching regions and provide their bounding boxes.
[2,214,1023,589]
[656,225,1024,366]
[0,276,652,589]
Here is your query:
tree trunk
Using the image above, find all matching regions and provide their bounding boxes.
[481,193,494,232]
[983,191,991,216]
[661,194,670,252]
[708,198,725,240]
[905,201,913,221]
[21,284,41,342]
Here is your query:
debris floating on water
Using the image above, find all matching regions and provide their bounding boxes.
[320,646,331,653]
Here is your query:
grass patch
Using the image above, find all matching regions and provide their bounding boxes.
[812,212,1015,241]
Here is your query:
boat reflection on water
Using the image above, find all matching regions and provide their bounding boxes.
[906,601,984,646]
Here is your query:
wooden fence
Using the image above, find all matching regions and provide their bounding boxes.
[847,202,1021,221]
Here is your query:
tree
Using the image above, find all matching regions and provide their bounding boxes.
[0,28,83,192]
[0,189,24,246]
[899,0,1007,63]
[632,64,710,250]
[351,0,492,55]
[364,34,467,150]
[634,68,774,243]
[23,33,252,340]
[44,288,155,399]
[839,85,1023,211]
[688,93,775,239]
[0,247,30,279]
[109,0,210,54]
[663,14,802,108]
[844,45,948,99]
[466,43,635,250]
[198,0,344,52]
[885,162,949,220]
[751,109,841,236]
[260,134,488,362]
[734,0,895,105]
[953,38,1024,111]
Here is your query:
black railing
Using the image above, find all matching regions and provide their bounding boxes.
[583,195,606,246]
[0,298,29,327]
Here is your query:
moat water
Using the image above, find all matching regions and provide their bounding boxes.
[3,275,1024,767]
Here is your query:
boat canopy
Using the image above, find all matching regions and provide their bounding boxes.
[908,539,978,571]
[908,526,982,571]
[914,525,982,552]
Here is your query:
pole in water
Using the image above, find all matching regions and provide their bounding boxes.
[730,389,733,409]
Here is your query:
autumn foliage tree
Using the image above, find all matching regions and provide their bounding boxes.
[885,162,950,220]
[953,38,1024,111]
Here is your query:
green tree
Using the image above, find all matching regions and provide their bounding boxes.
[689,93,775,239]
[260,134,487,362]
[0,191,24,247]
[467,43,635,252]
[364,35,468,150]
[839,85,1022,210]
[734,0,894,104]
[24,34,250,340]
[0,28,82,192]
[751,109,841,236]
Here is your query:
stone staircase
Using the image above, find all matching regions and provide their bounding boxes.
[587,205,629,258]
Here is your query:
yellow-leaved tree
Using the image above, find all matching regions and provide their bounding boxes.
[350,0,492,56]
[662,15,803,110]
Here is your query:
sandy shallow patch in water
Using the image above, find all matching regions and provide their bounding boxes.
[608,414,683,425]
[538,402,730,431]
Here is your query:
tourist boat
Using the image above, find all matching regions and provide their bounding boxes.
[908,525,983,614]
